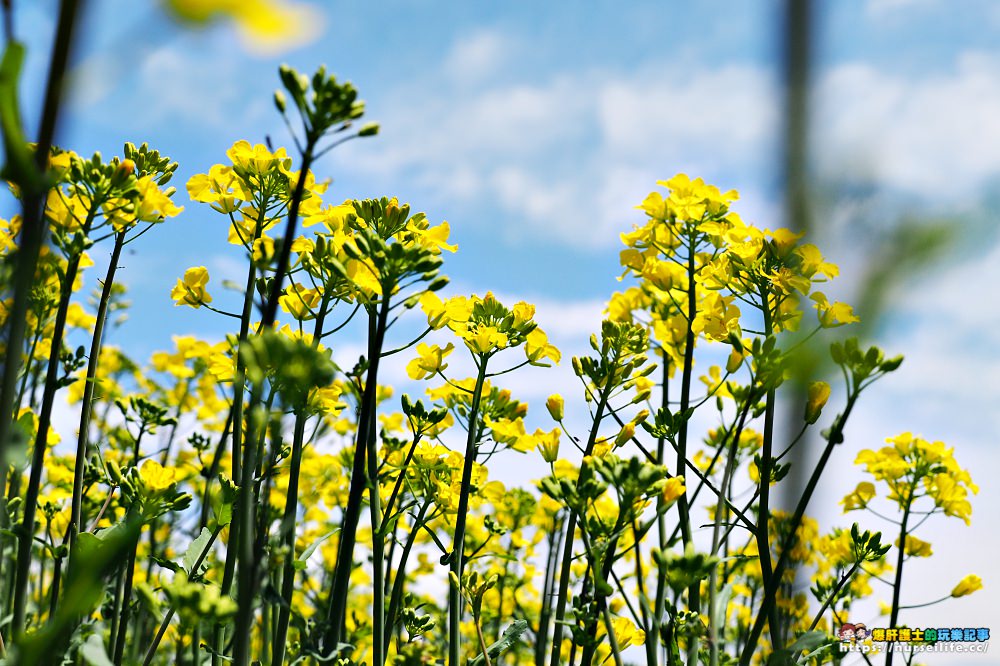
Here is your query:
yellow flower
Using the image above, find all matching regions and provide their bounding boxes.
[406,343,455,380]
[841,481,876,511]
[536,429,560,463]
[524,328,560,364]
[951,574,982,598]
[139,460,177,492]
[810,292,860,328]
[166,0,322,53]
[662,476,686,504]
[898,534,933,558]
[279,283,321,320]
[170,266,212,308]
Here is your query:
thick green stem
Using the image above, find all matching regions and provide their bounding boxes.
[11,209,94,636]
[448,360,489,666]
[0,0,82,512]
[324,296,391,652]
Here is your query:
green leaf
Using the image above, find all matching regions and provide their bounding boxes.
[182,527,212,575]
[294,529,338,570]
[467,619,529,666]
[78,633,114,666]
[0,41,40,190]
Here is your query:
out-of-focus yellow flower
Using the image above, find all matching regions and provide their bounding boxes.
[165,0,323,54]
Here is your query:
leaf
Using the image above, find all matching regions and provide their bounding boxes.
[293,529,338,571]
[151,556,182,573]
[78,633,114,666]
[467,619,529,666]
[786,630,828,653]
[0,41,40,190]
[711,582,734,639]
[183,527,212,575]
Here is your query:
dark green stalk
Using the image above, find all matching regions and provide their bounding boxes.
[384,498,430,652]
[885,487,914,666]
[533,514,562,666]
[270,414,309,664]
[0,0,83,509]
[755,287,780,646]
[368,376,386,666]
[739,393,858,666]
[231,382,265,666]
[69,230,125,547]
[807,562,860,633]
[548,349,618,666]
[324,295,391,652]
[11,207,95,636]
[675,231,700,666]
[211,203,269,666]
[653,359,670,666]
[447,359,489,666]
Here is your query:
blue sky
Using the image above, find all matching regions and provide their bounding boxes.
[8,1,1000,662]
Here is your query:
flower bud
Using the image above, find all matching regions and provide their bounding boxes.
[546,394,564,421]
[804,381,830,424]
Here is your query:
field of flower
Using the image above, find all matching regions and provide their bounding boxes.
[0,2,987,666]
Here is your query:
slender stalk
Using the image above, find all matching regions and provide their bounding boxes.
[807,562,860,633]
[708,396,754,666]
[885,487,914,666]
[270,414,308,665]
[211,203,269,666]
[739,393,858,666]
[547,348,618,666]
[448,359,489,666]
[69,231,125,546]
[384,499,431,652]
[755,286,780,646]
[533,513,562,666]
[675,231,700,666]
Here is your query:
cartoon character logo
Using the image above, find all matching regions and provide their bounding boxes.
[854,623,869,641]
[839,623,857,642]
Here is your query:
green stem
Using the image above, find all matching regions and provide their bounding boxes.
[885,488,914,666]
[11,208,94,636]
[69,231,125,546]
[807,562,861,633]
[755,286,780,647]
[448,359,490,666]
[676,231,700,666]
[270,413,308,665]
[0,0,83,520]
[547,348,618,666]
[324,295,391,652]
[384,498,430,652]
[739,392,858,666]
[212,203,268,666]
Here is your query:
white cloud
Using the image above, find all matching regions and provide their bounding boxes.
[444,30,509,85]
[332,53,779,249]
[816,51,1000,196]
